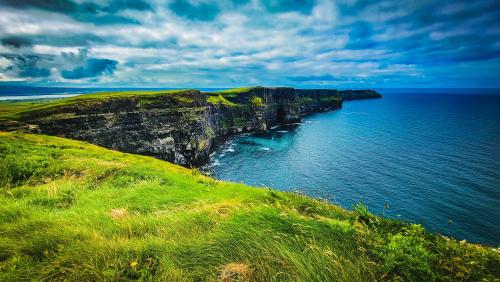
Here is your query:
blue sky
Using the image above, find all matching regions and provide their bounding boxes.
[0,0,499,88]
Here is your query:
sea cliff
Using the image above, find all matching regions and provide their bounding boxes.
[0,87,381,166]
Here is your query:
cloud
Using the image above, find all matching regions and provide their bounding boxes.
[1,0,76,13]
[0,0,499,87]
[1,33,102,47]
[61,58,117,79]
[1,36,32,48]
[262,0,316,14]
[0,48,118,81]
[0,0,153,24]
[57,48,118,80]
[231,0,250,7]
[0,54,51,78]
[169,0,220,21]
[345,21,376,50]
[288,74,337,82]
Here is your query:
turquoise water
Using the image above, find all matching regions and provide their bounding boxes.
[207,90,500,246]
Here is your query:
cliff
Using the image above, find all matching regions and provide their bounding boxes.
[0,87,381,166]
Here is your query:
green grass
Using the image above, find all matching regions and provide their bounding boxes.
[214,87,256,98]
[71,89,193,100]
[0,132,499,281]
[0,89,194,121]
[216,87,256,94]
[205,87,262,107]
[0,88,253,121]
[206,94,237,107]
[250,96,264,107]
[0,100,54,120]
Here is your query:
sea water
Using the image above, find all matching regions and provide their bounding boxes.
[206,89,500,246]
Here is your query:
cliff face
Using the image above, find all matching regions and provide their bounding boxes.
[0,87,381,166]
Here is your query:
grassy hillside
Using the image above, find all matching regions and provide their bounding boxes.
[0,89,195,121]
[215,87,256,96]
[0,88,260,121]
[0,132,498,281]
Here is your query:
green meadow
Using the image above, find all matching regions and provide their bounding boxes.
[0,90,199,121]
[0,132,498,281]
[0,88,262,122]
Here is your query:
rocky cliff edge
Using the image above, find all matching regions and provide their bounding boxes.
[0,87,381,166]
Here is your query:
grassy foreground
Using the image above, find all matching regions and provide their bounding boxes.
[0,132,498,281]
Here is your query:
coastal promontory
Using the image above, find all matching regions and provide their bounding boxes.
[0,87,381,166]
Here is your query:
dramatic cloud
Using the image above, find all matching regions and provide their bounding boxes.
[7,55,51,78]
[61,58,117,79]
[0,0,152,24]
[0,47,117,81]
[169,0,220,21]
[1,36,32,48]
[262,0,316,14]
[0,0,499,87]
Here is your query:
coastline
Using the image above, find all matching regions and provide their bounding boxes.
[0,87,381,167]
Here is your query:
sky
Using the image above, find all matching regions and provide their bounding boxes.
[0,0,499,88]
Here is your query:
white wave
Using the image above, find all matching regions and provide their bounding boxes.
[259,147,271,151]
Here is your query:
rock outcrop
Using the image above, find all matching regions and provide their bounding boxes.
[0,87,381,166]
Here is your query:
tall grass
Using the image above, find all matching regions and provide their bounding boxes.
[0,132,498,281]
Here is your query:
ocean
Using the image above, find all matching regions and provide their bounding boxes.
[206,89,500,246]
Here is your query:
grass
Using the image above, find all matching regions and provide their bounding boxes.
[0,89,195,121]
[216,87,256,95]
[0,86,312,121]
[0,132,498,281]
[206,87,261,107]
[250,96,264,107]
[214,87,257,98]
[0,88,254,121]
[206,94,237,107]
[69,89,193,100]
[0,100,51,121]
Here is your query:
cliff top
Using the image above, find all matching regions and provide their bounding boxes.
[0,131,498,280]
[0,87,380,121]
[0,89,198,120]
[213,86,257,95]
[0,87,260,120]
